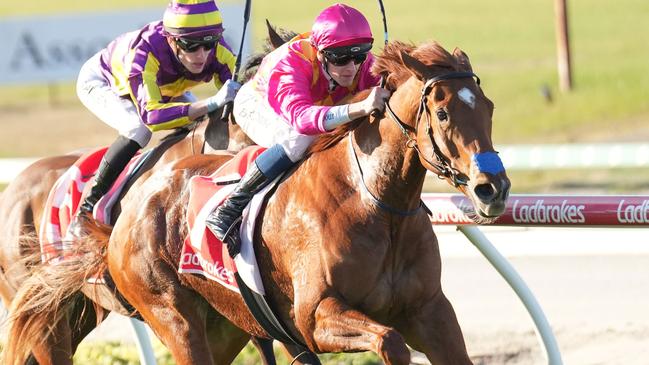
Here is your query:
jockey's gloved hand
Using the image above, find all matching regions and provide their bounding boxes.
[206,79,242,112]
[346,87,391,122]
[363,87,391,115]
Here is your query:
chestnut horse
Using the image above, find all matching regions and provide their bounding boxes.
[4,40,510,365]
[0,23,302,365]
[0,114,255,365]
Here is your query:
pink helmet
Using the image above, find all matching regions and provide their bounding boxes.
[310,3,373,51]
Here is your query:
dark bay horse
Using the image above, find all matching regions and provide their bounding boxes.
[4,40,510,365]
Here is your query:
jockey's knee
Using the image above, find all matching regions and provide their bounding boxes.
[280,135,317,162]
[124,126,152,148]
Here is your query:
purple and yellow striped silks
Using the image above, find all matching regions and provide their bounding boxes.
[99,21,235,131]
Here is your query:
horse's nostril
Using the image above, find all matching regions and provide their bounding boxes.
[474,183,496,201]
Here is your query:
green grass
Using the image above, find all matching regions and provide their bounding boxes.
[1,0,648,144]
[70,340,381,365]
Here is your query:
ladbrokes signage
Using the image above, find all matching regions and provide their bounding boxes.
[617,199,649,224]
[511,199,585,224]
[0,7,248,85]
[422,194,649,226]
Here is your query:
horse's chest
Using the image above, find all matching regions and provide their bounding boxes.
[337,266,424,316]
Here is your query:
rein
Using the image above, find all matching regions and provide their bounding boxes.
[384,71,480,187]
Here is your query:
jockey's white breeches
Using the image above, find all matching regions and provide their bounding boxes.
[76,52,196,148]
[233,82,316,162]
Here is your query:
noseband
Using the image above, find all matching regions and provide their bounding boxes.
[384,71,480,187]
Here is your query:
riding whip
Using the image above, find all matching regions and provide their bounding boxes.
[370,0,389,119]
[376,0,388,88]
[221,0,252,121]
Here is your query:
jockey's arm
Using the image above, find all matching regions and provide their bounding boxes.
[324,86,391,130]
[188,79,241,120]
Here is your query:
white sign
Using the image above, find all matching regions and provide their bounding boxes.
[0,6,250,85]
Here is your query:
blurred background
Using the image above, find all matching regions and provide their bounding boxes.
[1,0,648,193]
[1,0,648,364]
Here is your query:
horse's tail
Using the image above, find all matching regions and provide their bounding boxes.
[1,223,111,365]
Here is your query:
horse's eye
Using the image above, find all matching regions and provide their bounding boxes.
[436,108,448,121]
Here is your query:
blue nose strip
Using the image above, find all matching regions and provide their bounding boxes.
[472,152,505,175]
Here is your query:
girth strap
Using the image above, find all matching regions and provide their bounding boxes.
[234,274,314,353]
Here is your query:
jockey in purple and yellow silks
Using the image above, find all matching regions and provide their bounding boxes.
[205,3,391,252]
[71,0,241,234]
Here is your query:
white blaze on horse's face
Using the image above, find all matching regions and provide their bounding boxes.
[458,87,476,109]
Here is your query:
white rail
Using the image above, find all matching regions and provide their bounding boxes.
[3,142,648,183]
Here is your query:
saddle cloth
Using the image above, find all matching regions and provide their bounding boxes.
[180,145,271,295]
[39,147,145,264]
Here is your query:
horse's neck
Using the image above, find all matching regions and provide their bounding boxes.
[350,117,427,212]
[307,109,426,214]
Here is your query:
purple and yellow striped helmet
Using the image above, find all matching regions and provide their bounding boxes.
[163,0,224,39]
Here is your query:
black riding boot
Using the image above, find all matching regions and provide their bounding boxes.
[205,163,269,255]
[69,136,141,237]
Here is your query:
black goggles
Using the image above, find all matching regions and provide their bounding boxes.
[322,43,372,66]
[175,36,220,52]
[324,53,368,66]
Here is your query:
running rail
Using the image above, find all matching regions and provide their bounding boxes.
[423,193,648,365]
[129,319,156,365]
[422,193,649,227]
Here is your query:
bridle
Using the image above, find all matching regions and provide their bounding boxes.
[348,70,482,217]
[384,71,480,187]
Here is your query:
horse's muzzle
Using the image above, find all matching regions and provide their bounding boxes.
[470,173,511,218]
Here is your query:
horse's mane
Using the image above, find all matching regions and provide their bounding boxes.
[308,40,462,154]
[372,40,463,90]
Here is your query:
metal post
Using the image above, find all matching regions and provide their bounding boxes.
[554,0,573,92]
[129,318,157,365]
[457,225,563,365]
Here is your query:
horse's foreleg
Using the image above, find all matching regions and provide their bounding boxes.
[204,309,252,364]
[109,252,215,364]
[120,280,215,365]
[400,291,473,365]
[310,297,410,365]
[251,337,276,365]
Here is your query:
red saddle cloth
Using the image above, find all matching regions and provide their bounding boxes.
[39,147,143,264]
[179,145,266,292]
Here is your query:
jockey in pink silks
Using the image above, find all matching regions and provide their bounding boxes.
[206,3,391,250]
[71,0,240,234]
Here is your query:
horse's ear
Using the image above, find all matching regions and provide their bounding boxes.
[453,47,473,72]
[400,50,429,80]
[266,19,285,49]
